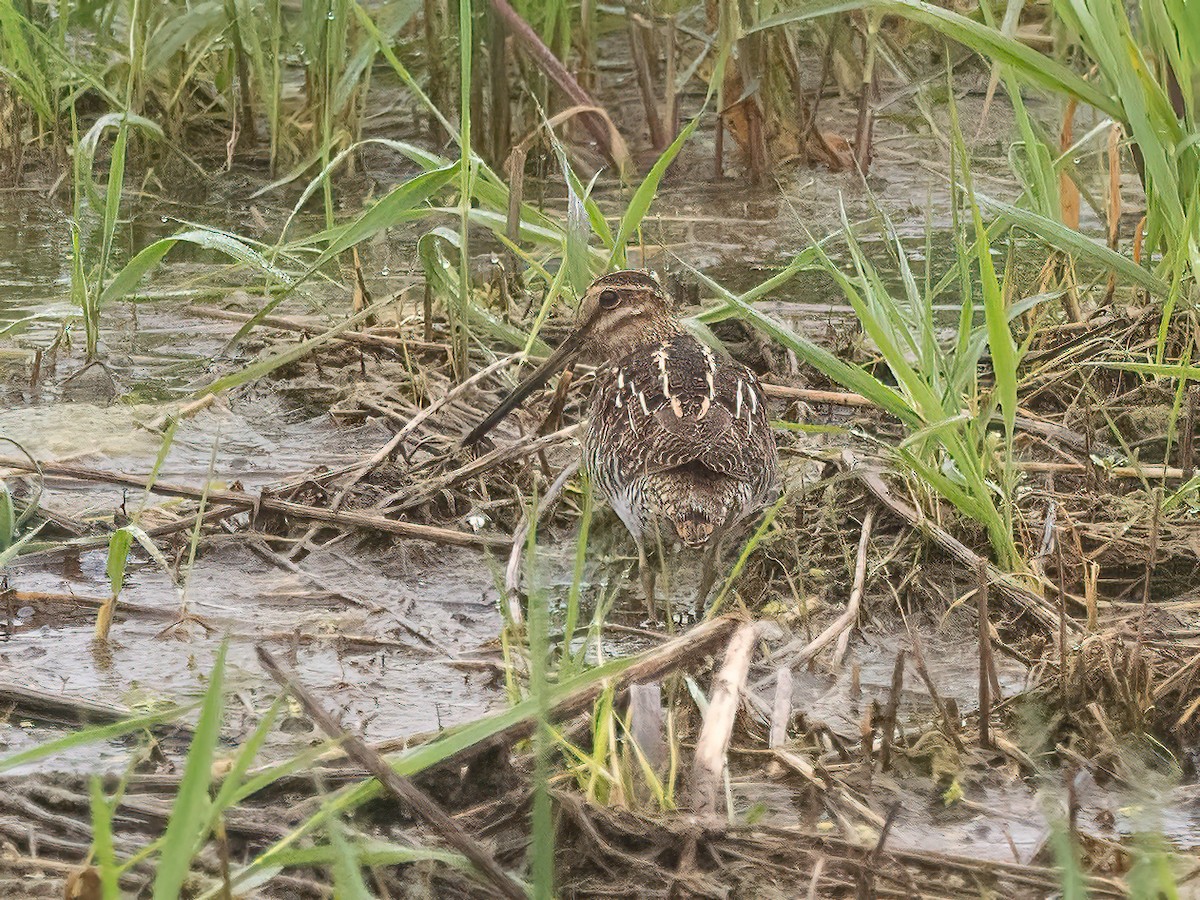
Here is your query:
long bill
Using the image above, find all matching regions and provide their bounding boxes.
[461,329,585,446]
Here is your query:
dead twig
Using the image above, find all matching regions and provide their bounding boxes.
[375,424,583,514]
[690,621,760,817]
[331,352,522,509]
[255,645,528,900]
[0,457,508,550]
[846,451,1071,634]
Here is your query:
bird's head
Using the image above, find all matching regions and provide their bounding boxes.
[571,271,679,363]
[462,270,679,446]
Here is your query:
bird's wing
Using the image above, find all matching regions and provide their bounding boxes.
[593,335,775,483]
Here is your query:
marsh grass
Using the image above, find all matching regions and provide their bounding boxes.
[6,1,1200,895]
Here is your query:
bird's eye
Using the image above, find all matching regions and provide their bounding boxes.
[599,289,620,309]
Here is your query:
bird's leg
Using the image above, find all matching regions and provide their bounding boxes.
[695,528,728,614]
[637,539,657,622]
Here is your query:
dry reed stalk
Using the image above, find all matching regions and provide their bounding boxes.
[487,0,630,171]
[626,681,667,774]
[1134,488,1163,702]
[664,15,678,139]
[627,11,667,150]
[256,646,528,900]
[806,856,826,900]
[760,383,874,407]
[0,457,508,550]
[976,562,992,750]
[833,507,875,668]
[1084,559,1099,631]
[147,393,217,431]
[768,666,792,749]
[690,621,759,817]
[21,504,245,562]
[93,595,116,642]
[0,682,137,726]
[1016,460,1189,480]
[852,14,878,174]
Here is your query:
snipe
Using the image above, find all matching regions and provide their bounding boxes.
[464,271,779,614]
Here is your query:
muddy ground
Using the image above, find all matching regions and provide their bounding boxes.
[1,53,1198,898]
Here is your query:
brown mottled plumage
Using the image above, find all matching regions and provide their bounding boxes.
[464,270,779,612]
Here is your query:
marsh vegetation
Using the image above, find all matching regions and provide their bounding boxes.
[1,0,1199,896]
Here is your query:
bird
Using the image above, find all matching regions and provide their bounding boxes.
[463,270,779,616]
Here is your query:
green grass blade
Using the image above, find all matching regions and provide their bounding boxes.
[96,119,128,302]
[1092,361,1200,381]
[209,699,283,819]
[89,778,121,899]
[269,839,470,870]
[294,163,460,278]
[689,268,919,425]
[328,819,374,900]
[0,703,192,774]
[193,297,394,398]
[752,0,1121,118]
[105,528,135,598]
[975,192,1169,296]
[100,227,295,306]
[152,642,228,900]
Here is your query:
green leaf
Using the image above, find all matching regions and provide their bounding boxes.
[100,227,294,306]
[89,778,121,899]
[152,642,228,900]
[105,528,135,598]
[0,482,14,549]
[328,820,374,900]
[97,120,128,292]
[293,163,460,279]
[268,839,470,870]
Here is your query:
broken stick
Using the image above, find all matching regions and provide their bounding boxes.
[256,645,527,900]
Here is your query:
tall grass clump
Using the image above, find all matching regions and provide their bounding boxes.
[694,149,1050,574]
[0,0,407,173]
[758,0,1199,302]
